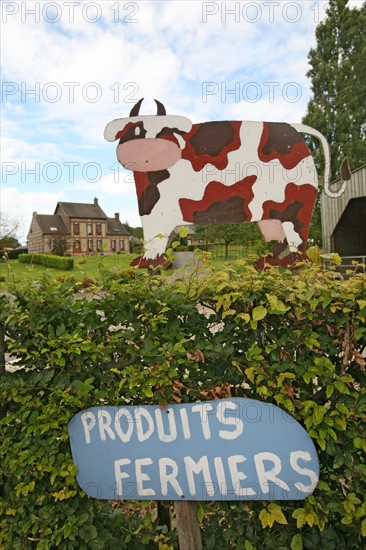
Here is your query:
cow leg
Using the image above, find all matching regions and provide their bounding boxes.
[255,220,289,268]
[257,220,286,243]
[253,182,318,269]
[255,208,313,269]
[281,221,304,253]
[131,216,179,269]
[131,232,170,269]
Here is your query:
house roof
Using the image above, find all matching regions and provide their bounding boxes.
[129,235,142,245]
[106,217,130,236]
[172,225,196,235]
[55,201,107,219]
[34,214,68,234]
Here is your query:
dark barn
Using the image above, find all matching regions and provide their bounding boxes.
[321,165,366,263]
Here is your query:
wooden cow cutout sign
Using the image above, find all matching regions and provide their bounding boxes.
[104,99,350,268]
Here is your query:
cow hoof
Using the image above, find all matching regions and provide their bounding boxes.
[130,254,170,269]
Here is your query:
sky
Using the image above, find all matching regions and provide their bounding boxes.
[1,0,363,243]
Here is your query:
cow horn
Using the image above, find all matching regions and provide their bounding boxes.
[155,99,166,116]
[129,98,144,117]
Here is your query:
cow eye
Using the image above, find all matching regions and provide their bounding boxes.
[174,133,186,149]
[135,126,141,136]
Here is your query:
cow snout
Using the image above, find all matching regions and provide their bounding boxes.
[117,138,182,172]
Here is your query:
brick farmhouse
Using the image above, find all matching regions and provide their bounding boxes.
[27,198,131,255]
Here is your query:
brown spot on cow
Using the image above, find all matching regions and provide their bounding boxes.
[134,170,170,216]
[258,122,310,170]
[179,175,257,224]
[156,127,187,147]
[116,122,147,143]
[182,121,242,172]
[193,196,246,224]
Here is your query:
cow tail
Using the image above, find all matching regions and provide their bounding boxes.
[293,123,348,198]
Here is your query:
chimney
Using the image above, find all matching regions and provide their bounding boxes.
[114,212,120,221]
[94,197,98,205]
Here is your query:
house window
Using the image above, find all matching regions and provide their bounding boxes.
[50,239,54,251]
[73,223,80,235]
[87,223,93,235]
[111,239,116,251]
[97,239,103,251]
[88,239,93,251]
[119,239,125,251]
[96,223,102,236]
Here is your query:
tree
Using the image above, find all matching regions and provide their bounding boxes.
[0,235,21,250]
[0,213,22,248]
[124,220,143,239]
[302,0,366,181]
[195,223,262,259]
[308,199,323,246]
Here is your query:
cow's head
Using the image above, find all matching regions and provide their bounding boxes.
[104,99,192,172]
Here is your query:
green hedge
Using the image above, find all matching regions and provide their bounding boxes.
[19,253,74,270]
[0,260,365,549]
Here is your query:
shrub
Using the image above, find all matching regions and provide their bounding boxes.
[54,274,78,290]
[108,267,138,283]
[81,276,95,288]
[0,262,365,548]
[19,253,74,270]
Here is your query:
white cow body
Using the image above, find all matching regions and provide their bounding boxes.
[104,100,349,268]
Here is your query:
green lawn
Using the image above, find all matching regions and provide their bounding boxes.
[0,253,139,287]
[0,244,265,289]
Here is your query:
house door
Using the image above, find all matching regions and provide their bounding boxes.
[73,240,81,254]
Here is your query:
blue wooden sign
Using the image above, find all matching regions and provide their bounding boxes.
[68,398,319,501]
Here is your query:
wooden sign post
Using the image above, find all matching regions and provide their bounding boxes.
[175,501,202,550]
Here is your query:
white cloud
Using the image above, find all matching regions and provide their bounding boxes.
[62,168,136,196]
[1,187,65,243]
[3,0,360,233]
[1,135,83,165]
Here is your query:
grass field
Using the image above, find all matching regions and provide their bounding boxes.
[0,243,266,289]
[0,253,139,287]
